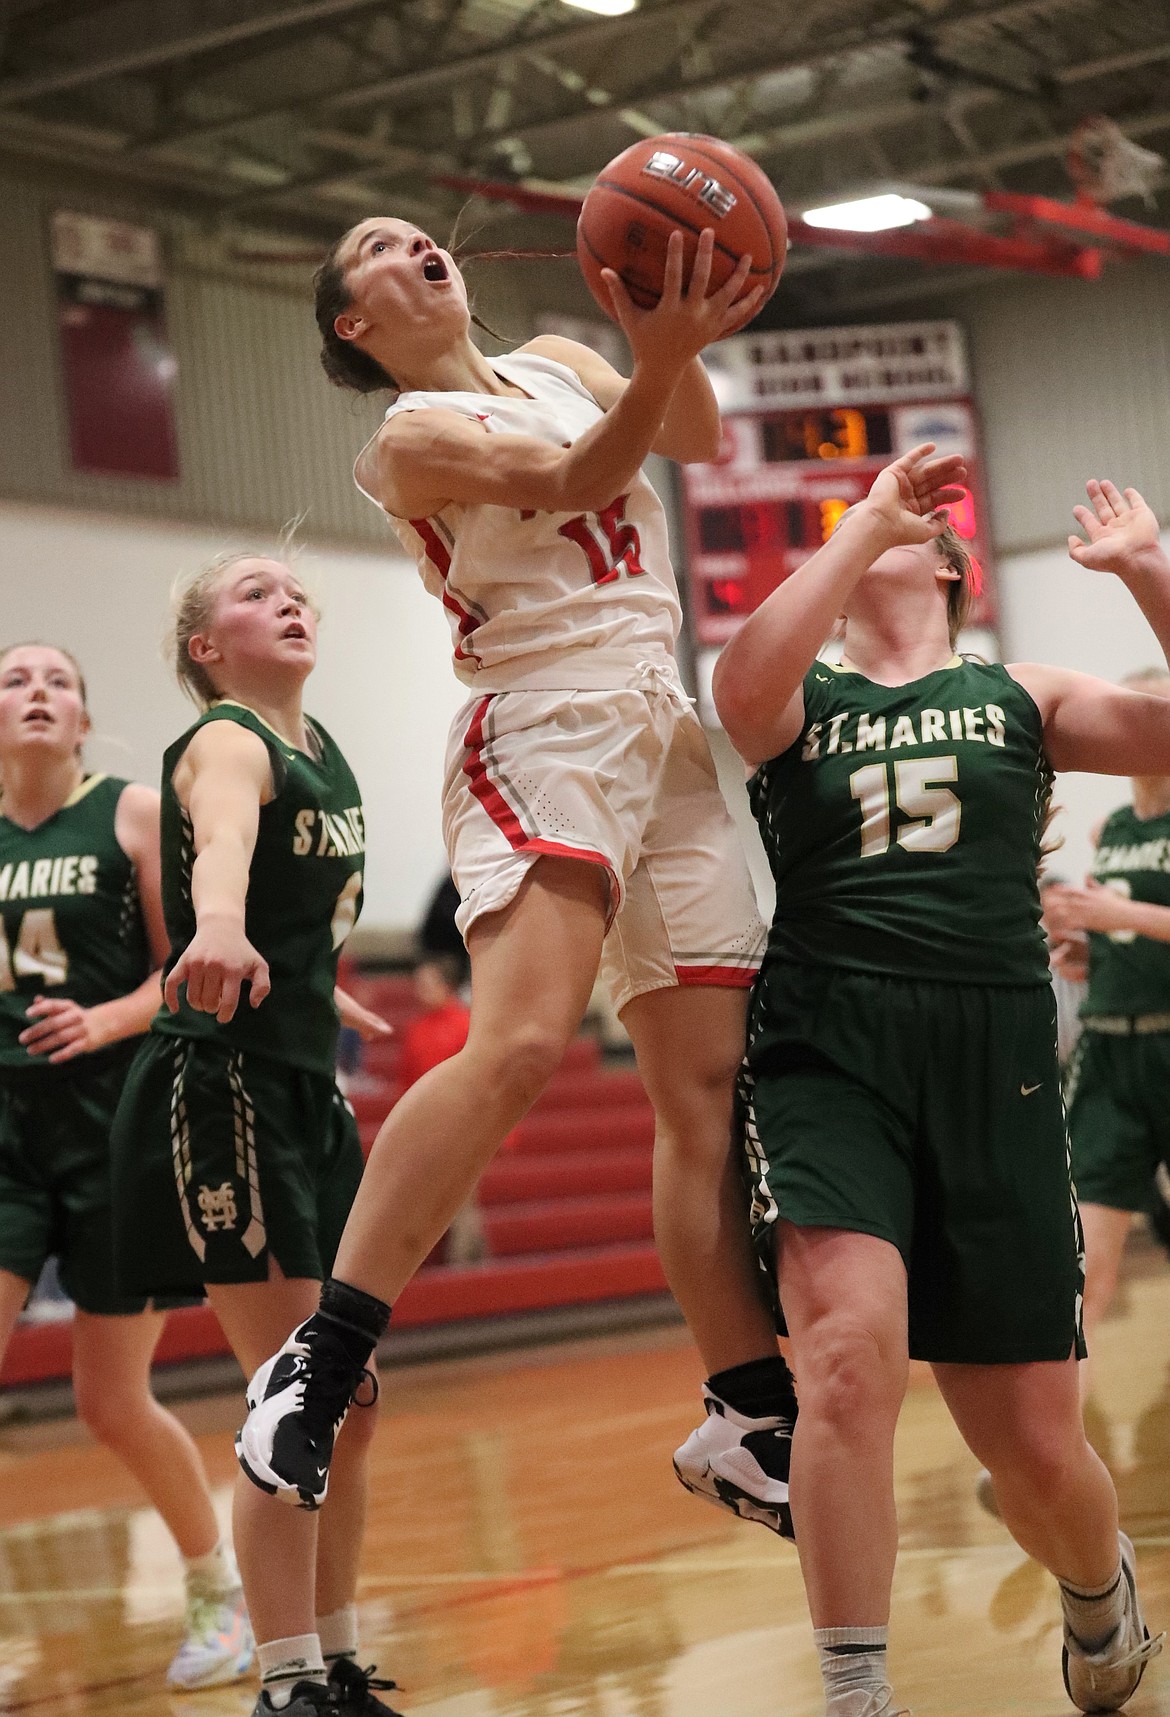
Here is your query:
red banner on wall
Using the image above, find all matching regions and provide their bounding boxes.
[51,210,179,481]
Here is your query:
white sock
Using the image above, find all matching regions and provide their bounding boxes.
[815,1626,892,1714]
[1060,1556,1126,1651]
[317,1601,359,1664]
[258,1634,327,1709]
[184,1539,237,1595]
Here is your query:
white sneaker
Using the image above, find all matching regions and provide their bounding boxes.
[673,1385,794,1539]
[166,1581,254,1690]
[1062,1532,1164,1712]
[829,1690,911,1717]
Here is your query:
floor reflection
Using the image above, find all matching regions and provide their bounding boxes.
[0,1240,1168,1714]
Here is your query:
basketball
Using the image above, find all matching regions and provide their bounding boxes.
[577,133,787,336]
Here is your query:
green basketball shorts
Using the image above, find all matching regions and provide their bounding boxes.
[0,1046,191,1316]
[1065,1027,1170,1213]
[111,1033,364,1298]
[740,961,1085,1365]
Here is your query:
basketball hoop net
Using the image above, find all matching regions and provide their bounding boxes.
[1067,117,1164,207]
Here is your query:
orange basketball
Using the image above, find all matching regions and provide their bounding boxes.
[577,133,786,337]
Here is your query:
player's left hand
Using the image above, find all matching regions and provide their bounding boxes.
[1068,480,1167,580]
[1043,879,1132,937]
[19,996,113,1064]
[341,998,395,1043]
[863,444,969,548]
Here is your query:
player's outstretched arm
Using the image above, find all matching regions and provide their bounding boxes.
[361,230,757,520]
[1012,482,1170,775]
[164,723,272,1024]
[713,444,967,767]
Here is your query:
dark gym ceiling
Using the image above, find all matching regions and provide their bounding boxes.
[2,0,1168,315]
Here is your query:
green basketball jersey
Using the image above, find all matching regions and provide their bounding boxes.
[153,703,364,1075]
[1082,803,1170,1016]
[750,658,1053,986]
[0,775,150,1068]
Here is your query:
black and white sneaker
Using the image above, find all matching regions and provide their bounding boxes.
[1062,1532,1164,1712]
[327,1656,405,1714]
[673,1383,796,1539]
[251,1680,333,1715]
[236,1315,377,1510]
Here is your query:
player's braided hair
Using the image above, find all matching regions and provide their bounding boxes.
[169,540,317,709]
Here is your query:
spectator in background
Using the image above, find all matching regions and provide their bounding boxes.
[397,956,485,1263]
[396,956,471,1092]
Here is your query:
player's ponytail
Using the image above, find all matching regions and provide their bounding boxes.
[314,241,399,396]
[938,524,976,648]
[170,558,238,708]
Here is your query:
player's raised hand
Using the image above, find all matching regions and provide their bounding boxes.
[1068,481,1167,579]
[601,229,763,372]
[863,444,969,546]
[164,912,271,1023]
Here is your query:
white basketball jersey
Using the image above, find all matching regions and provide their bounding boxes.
[353,350,682,692]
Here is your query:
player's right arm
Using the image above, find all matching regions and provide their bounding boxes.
[164,723,272,1024]
[358,230,755,520]
[713,444,967,767]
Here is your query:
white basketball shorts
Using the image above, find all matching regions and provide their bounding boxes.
[441,669,766,1013]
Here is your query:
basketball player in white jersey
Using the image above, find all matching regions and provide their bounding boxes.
[236,220,796,1592]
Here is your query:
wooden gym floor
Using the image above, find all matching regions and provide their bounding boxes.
[1,1243,1169,1716]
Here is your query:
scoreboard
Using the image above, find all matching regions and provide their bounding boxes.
[680,320,995,649]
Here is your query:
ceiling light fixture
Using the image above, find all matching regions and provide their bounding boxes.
[558,0,638,14]
[801,193,933,232]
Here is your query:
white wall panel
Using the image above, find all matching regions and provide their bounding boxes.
[0,500,463,930]
[0,173,387,544]
[935,259,1170,555]
[998,528,1170,883]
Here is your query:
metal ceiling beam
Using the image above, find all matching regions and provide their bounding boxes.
[456,0,1100,154]
[726,32,1170,168]
[181,18,1170,218]
[100,0,1090,212]
[1056,39,1170,83]
[124,0,713,158]
[145,0,1096,208]
[0,0,398,107]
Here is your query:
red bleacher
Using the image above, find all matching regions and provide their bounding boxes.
[347,973,658,1266]
[0,973,667,1389]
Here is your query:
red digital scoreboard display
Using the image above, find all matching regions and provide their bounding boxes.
[680,322,995,649]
